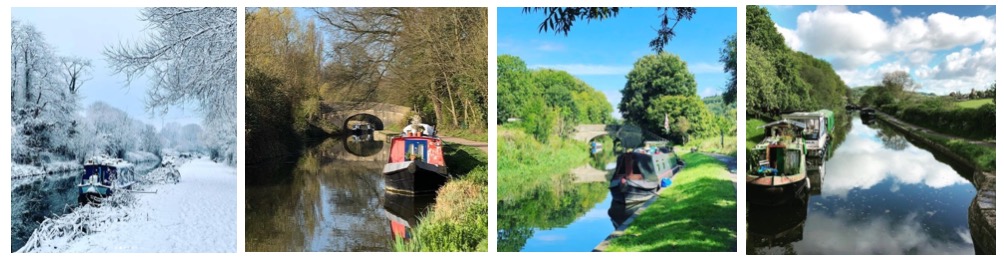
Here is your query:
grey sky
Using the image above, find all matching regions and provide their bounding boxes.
[12,7,201,129]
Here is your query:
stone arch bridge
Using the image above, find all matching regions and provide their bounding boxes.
[571,124,667,148]
[317,102,412,133]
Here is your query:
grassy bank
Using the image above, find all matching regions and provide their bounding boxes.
[685,136,738,157]
[919,132,996,172]
[395,143,488,252]
[604,153,737,252]
[497,127,589,200]
[746,119,766,150]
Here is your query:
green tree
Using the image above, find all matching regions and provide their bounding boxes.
[646,95,713,144]
[747,6,787,52]
[497,55,535,124]
[523,7,696,52]
[720,34,738,104]
[619,53,702,141]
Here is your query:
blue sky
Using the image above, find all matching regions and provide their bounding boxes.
[498,7,738,118]
[12,8,202,129]
[766,5,996,94]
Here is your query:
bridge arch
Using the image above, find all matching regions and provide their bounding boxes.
[343,113,385,131]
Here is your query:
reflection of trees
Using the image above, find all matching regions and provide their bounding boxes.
[496,177,608,252]
[872,121,909,151]
[746,195,808,254]
[246,138,389,251]
[825,113,852,159]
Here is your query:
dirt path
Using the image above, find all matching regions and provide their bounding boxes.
[877,111,995,148]
[440,136,488,153]
[705,153,738,189]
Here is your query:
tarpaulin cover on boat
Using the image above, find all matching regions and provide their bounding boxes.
[616,152,659,181]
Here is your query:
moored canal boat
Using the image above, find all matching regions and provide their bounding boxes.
[77,156,137,204]
[382,120,449,195]
[609,145,684,204]
[747,120,809,206]
[781,109,834,160]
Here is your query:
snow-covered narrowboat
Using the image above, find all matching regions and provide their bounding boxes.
[382,121,449,195]
[77,157,137,204]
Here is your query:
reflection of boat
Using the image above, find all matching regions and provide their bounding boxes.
[384,192,436,242]
[77,156,137,204]
[747,120,809,206]
[383,120,449,195]
[861,108,876,118]
[351,123,375,135]
[608,197,648,229]
[807,165,824,196]
[343,135,384,157]
[782,110,834,160]
[747,194,809,249]
[609,146,684,204]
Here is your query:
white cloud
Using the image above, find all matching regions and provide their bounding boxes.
[931,47,996,80]
[891,7,902,18]
[537,42,565,51]
[775,24,802,51]
[689,62,723,74]
[528,64,632,75]
[791,7,994,70]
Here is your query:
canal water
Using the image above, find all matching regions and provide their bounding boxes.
[748,114,977,255]
[10,161,158,252]
[246,134,428,252]
[498,148,632,252]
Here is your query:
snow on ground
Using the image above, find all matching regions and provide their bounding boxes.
[19,157,236,252]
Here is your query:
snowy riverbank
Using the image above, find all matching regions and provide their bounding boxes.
[16,157,236,253]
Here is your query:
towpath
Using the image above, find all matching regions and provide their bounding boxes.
[25,158,238,252]
[440,136,488,153]
[705,153,737,189]
[877,111,995,148]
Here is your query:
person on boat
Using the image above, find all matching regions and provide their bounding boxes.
[402,115,435,137]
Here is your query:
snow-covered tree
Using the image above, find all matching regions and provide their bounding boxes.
[11,20,79,164]
[104,7,237,165]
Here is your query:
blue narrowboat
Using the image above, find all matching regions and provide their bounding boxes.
[77,157,137,204]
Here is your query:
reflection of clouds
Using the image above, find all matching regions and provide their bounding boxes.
[794,210,973,254]
[823,119,966,198]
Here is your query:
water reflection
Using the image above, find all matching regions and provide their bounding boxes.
[747,195,808,254]
[246,135,425,252]
[608,197,647,229]
[384,193,436,242]
[748,115,977,255]
[497,173,611,252]
[823,118,968,198]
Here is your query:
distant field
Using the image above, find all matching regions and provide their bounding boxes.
[956,98,993,109]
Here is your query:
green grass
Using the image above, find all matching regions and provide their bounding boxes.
[604,153,737,252]
[956,98,994,109]
[746,119,766,150]
[920,133,996,172]
[395,143,488,252]
[685,136,738,157]
[497,127,589,200]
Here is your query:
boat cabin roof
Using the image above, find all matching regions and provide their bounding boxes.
[83,156,134,169]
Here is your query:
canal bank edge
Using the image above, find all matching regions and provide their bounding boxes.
[875,111,995,254]
[592,152,737,252]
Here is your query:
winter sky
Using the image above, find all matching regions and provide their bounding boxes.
[768,5,996,95]
[12,8,203,129]
[498,7,738,118]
